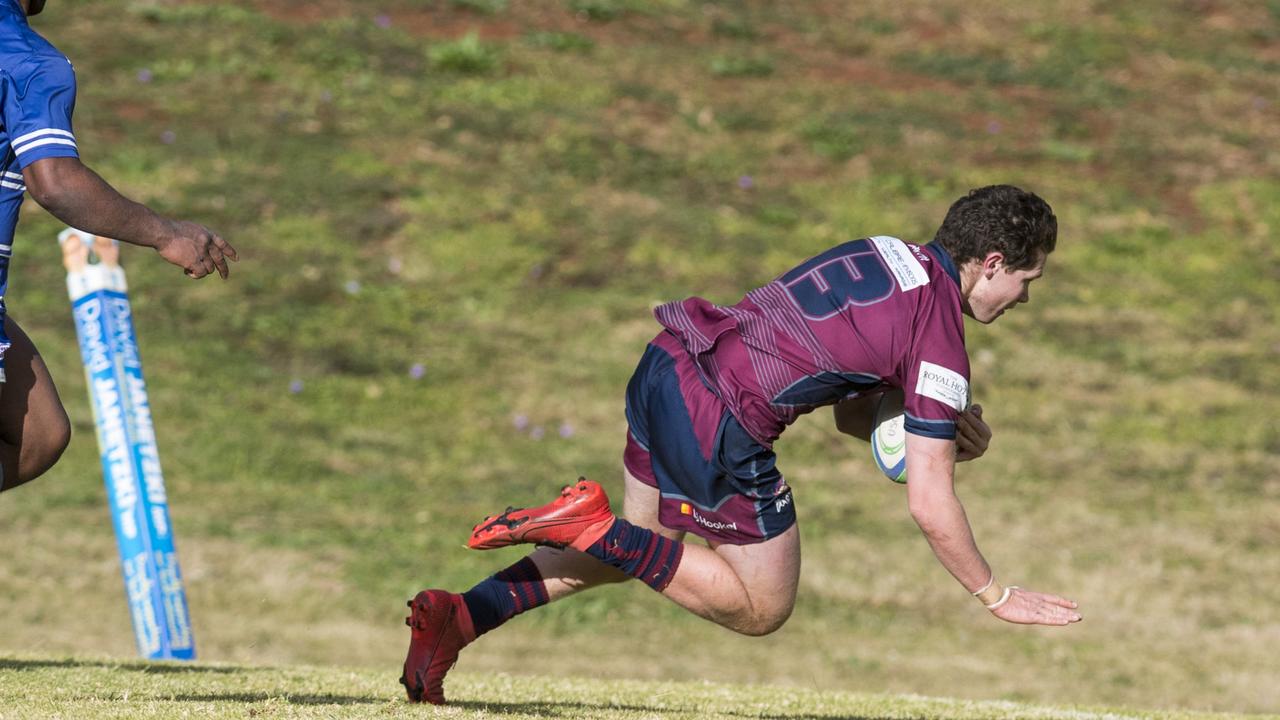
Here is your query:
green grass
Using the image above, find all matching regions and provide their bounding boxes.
[0,655,1266,719]
[0,0,1277,716]
[430,33,504,74]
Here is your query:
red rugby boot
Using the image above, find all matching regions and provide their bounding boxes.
[468,478,616,551]
[400,589,476,704]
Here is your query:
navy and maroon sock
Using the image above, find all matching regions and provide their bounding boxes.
[460,556,550,637]
[581,518,683,592]
[460,522,683,636]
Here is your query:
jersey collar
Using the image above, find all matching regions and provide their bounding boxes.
[925,241,961,286]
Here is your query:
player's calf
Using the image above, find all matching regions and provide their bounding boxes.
[469,479,684,593]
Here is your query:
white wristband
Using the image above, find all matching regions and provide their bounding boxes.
[985,585,1018,610]
[971,574,995,597]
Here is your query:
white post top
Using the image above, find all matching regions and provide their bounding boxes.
[58,228,127,299]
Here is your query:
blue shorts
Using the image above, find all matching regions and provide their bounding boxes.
[623,331,795,545]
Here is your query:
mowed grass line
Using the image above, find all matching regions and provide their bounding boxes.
[0,655,1264,720]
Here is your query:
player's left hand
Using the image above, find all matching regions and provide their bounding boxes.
[155,220,238,279]
[955,404,991,462]
[989,587,1082,626]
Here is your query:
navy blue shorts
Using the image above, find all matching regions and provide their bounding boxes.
[623,331,795,545]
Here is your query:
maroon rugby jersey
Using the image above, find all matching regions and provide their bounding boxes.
[654,236,970,447]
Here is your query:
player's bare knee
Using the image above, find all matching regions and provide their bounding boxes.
[739,604,793,636]
[722,613,776,637]
[46,406,71,455]
[718,596,794,636]
[51,409,71,454]
[19,409,71,482]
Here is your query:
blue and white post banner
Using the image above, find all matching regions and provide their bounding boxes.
[59,228,196,661]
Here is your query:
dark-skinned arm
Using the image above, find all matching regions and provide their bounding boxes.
[23,156,237,279]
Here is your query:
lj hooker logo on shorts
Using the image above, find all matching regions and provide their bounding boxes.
[681,503,738,532]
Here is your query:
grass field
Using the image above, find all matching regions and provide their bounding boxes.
[0,654,1270,720]
[0,0,1277,716]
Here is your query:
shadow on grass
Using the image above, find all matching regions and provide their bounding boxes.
[0,657,253,674]
[171,692,379,706]
[452,699,896,720]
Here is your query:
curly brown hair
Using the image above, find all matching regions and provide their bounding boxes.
[933,185,1057,270]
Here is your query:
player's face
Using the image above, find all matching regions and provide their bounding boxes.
[967,252,1046,324]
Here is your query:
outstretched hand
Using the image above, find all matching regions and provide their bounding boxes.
[955,404,991,462]
[990,587,1082,626]
[155,220,238,279]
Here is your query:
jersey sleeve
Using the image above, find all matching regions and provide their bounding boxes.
[900,292,970,440]
[2,53,78,168]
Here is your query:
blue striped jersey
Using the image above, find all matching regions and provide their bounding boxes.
[0,0,80,310]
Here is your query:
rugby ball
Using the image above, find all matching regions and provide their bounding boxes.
[871,388,907,483]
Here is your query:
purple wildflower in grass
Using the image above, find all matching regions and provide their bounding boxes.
[160,130,176,144]
[738,175,754,189]
[289,379,304,394]
[374,14,392,28]
[986,121,1002,134]
[344,280,362,295]
[409,363,426,380]
[530,426,545,441]
[137,69,153,84]
[513,414,529,431]
[559,423,574,439]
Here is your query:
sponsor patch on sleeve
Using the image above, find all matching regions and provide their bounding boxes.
[915,361,969,412]
[870,235,930,292]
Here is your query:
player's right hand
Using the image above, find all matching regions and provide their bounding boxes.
[990,587,1082,626]
[155,220,238,279]
[955,404,991,462]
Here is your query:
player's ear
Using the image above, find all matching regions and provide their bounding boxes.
[982,252,1004,279]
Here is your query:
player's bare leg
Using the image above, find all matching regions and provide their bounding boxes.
[0,316,72,492]
[525,466,684,598]
[472,468,801,633]
[404,470,798,703]
[403,471,686,703]
[661,528,800,635]
[532,469,799,635]
[402,471,677,703]
[612,468,800,635]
